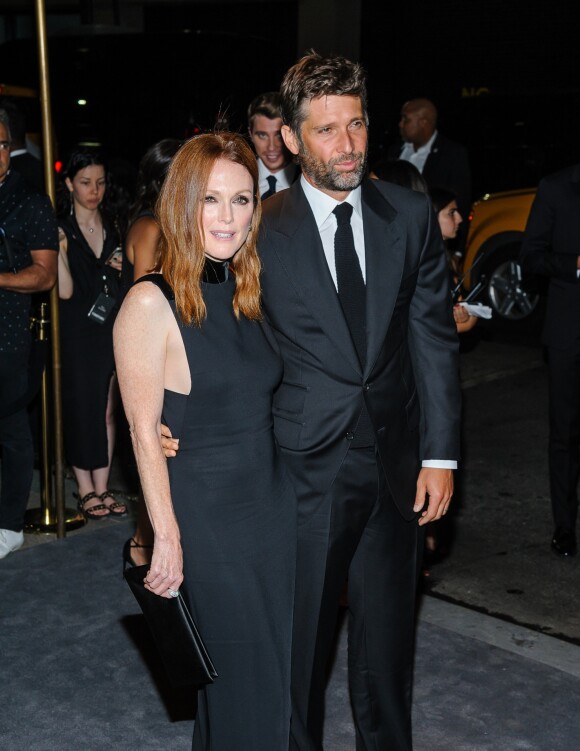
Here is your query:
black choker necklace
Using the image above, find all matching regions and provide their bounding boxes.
[202,257,230,284]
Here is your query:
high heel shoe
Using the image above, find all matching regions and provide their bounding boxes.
[122,537,153,573]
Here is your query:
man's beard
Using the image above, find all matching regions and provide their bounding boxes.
[297,143,367,193]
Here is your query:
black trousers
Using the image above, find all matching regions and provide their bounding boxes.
[289,447,422,751]
[548,346,580,534]
[0,350,34,532]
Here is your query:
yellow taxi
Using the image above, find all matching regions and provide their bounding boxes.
[462,188,540,322]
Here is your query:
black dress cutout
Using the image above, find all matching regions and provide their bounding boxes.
[136,270,296,750]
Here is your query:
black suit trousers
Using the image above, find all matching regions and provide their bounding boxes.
[289,446,422,751]
[548,346,580,533]
[0,350,34,531]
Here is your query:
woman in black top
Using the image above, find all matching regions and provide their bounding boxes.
[57,148,127,520]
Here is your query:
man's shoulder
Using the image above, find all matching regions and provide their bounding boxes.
[366,176,428,211]
[11,151,41,170]
[10,153,44,191]
[540,163,580,190]
[3,169,47,203]
[432,132,468,156]
[261,180,301,222]
[1,172,58,248]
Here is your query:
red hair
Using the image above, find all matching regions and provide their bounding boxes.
[155,132,262,326]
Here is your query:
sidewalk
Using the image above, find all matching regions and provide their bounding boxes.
[2,517,579,750]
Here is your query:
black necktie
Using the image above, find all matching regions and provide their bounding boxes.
[333,202,366,366]
[261,175,277,200]
[333,202,374,447]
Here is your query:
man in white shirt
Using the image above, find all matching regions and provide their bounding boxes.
[247,92,297,200]
[260,54,460,750]
[394,98,471,231]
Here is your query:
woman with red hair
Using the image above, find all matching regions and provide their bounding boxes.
[114,133,295,749]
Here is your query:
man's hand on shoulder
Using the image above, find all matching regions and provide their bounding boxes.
[414,467,453,525]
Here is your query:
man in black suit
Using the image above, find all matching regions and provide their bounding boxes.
[261,53,461,750]
[391,98,471,227]
[520,164,580,557]
[247,91,298,199]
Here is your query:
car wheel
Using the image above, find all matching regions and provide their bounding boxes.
[484,246,541,321]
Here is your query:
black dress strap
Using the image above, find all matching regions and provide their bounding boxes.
[133,273,175,301]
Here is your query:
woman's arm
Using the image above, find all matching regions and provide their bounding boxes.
[127,216,161,281]
[57,228,74,300]
[113,283,183,597]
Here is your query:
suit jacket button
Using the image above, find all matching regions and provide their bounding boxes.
[364,382,373,391]
[345,431,354,441]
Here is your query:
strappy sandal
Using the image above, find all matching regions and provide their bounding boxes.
[99,490,128,518]
[75,491,111,521]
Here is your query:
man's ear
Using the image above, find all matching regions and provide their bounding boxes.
[281,125,300,156]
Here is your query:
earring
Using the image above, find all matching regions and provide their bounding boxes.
[69,191,74,216]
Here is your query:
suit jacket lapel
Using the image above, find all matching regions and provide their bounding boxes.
[271,183,362,376]
[362,179,405,379]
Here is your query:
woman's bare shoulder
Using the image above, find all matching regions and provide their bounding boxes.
[129,215,159,242]
[118,279,172,326]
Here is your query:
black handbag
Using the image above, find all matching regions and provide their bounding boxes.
[124,564,218,687]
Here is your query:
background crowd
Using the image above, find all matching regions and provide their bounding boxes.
[0,86,474,560]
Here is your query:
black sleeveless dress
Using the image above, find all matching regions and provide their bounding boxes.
[137,267,296,750]
[59,213,121,469]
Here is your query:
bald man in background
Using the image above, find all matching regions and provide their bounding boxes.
[391,98,471,239]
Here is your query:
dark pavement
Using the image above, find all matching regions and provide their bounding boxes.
[424,318,580,644]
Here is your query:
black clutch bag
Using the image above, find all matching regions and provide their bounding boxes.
[124,564,218,687]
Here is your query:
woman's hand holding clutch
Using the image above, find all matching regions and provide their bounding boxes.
[144,535,184,599]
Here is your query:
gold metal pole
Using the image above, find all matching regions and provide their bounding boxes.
[24,305,51,528]
[24,306,84,532]
[31,0,84,535]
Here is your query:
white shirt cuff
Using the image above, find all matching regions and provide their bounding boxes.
[422,460,457,469]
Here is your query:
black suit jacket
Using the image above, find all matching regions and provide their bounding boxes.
[389,133,471,217]
[520,163,580,349]
[259,178,461,520]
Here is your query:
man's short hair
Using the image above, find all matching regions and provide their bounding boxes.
[247,92,283,130]
[280,50,368,136]
[0,108,11,140]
